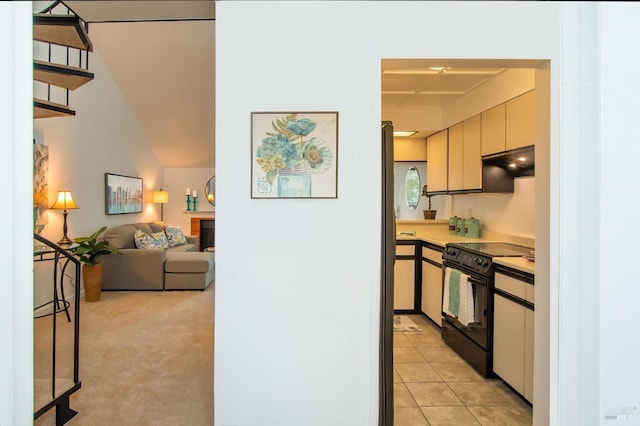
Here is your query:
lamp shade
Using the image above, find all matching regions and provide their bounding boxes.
[50,190,78,210]
[152,190,169,204]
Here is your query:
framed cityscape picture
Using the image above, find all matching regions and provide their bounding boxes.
[251,111,338,199]
[105,173,143,214]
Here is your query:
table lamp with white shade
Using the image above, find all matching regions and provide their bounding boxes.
[50,190,79,247]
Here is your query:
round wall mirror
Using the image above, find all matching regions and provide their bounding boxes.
[405,166,421,210]
[205,176,215,206]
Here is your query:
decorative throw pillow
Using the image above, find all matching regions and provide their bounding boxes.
[165,226,188,247]
[153,231,170,249]
[134,229,168,250]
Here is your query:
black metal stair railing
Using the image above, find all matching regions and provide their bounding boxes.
[33,233,82,425]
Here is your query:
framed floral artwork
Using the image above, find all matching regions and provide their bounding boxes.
[251,111,338,198]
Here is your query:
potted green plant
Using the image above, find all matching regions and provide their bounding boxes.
[421,185,437,219]
[73,226,121,302]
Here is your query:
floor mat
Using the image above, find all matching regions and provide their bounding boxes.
[393,315,421,332]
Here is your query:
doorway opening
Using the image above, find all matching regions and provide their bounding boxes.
[381,58,550,425]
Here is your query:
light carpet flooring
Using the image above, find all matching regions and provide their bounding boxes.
[393,314,533,426]
[34,284,214,426]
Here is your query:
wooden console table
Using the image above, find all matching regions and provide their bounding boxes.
[190,217,215,252]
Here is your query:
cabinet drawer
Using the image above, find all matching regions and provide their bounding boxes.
[495,272,527,299]
[422,247,442,264]
[525,283,535,304]
[396,245,415,256]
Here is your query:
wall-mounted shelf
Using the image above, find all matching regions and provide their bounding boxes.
[34,99,76,119]
[33,13,93,51]
[34,60,94,90]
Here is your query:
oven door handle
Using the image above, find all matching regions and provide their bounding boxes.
[445,266,488,287]
[467,277,488,287]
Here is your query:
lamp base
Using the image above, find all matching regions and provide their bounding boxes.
[57,235,74,247]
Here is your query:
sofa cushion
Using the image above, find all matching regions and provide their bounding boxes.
[104,224,138,249]
[165,226,188,247]
[167,244,197,252]
[134,229,169,250]
[165,252,214,273]
[149,221,165,233]
[104,223,155,249]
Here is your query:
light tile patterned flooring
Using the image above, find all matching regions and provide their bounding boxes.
[394,314,532,425]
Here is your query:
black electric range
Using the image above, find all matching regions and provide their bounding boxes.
[440,241,533,377]
[442,242,532,276]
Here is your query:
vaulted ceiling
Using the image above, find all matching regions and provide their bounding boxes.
[63,1,216,168]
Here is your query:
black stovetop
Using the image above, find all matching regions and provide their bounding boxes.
[448,242,533,258]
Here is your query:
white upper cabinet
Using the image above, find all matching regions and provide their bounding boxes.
[448,114,482,191]
[394,137,427,162]
[481,103,506,156]
[482,89,535,156]
[462,114,482,190]
[426,129,448,193]
[506,89,536,151]
[447,122,464,191]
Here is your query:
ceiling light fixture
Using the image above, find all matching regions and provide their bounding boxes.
[393,131,418,137]
[382,69,439,75]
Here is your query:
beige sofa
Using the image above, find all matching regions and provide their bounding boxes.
[101,222,214,291]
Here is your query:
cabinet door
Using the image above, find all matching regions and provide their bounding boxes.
[426,129,448,192]
[493,293,525,394]
[394,259,415,310]
[447,123,464,191]
[394,138,427,162]
[421,260,443,324]
[524,307,534,403]
[462,114,482,190]
[481,103,506,156]
[506,90,535,151]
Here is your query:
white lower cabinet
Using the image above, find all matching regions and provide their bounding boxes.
[493,293,526,392]
[524,308,534,402]
[421,246,443,324]
[394,259,415,310]
[493,271,534,403]
[394,244,415,311]
[421,261,443,324]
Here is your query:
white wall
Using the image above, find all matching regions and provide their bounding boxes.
[1,3,33,425]
[599,4,640,423]
[394,162,449,220]
[216,2,558,425]
[33,50,164,240]
[452,177,535,238]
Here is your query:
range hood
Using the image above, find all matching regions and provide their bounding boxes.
[482,145,535,193]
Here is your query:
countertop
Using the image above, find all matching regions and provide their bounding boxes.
[395,223,535,275]
[493,257,535,275]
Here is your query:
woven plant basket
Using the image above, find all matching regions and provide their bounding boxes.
[82,263,103,302]
[423,210,437,220]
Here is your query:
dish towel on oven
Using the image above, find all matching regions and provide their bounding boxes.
[443,267,475,326]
